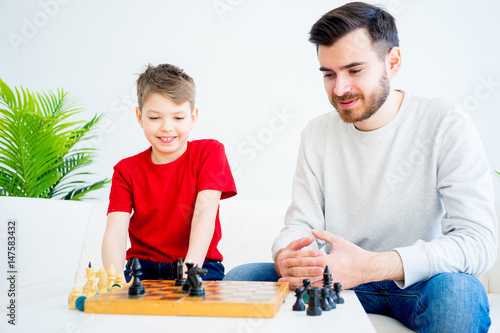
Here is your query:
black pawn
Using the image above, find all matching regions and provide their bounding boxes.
[328,287,337,309]
[334,282,344,304]
[302,278,311,303]
[174,258,186,287]
[320,288,332,311]
[292,287,305,311]
[306,287,322,316]
[182,262,194,293]
[128,258,145,296]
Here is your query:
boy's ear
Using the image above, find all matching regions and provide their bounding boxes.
[190,108,199,129]
[136,107,143,128]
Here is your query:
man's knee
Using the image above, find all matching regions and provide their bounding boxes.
[418,273,490,332]
[223,263,279,281]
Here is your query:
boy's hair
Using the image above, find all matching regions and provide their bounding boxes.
[136,63,196,111]
[309,2,399,59]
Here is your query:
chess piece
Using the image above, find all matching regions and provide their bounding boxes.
[302,278,311,303]
[97,268,108,294]
[82,262,97,296]
[174,257,186,287]
[292,287,305,311]
[306,287,322,316]
[334,282,344,304]
[182,261,195,293]
[107,264,118,289]
[320,288,332,311]
[323,265,332,288]
[188,265,208,297]
[68,286,83,309]
[128,258,145,296]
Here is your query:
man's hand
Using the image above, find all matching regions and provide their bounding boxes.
[310,229,404,289]
[274,236,325,289]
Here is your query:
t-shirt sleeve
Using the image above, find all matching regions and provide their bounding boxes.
[197,140,237,200]
[107,161,134,214]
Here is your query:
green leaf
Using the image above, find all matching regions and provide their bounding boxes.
[0,77,109,200]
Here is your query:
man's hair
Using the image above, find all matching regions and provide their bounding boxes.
[136,63,195,111]
[309,2,399,58]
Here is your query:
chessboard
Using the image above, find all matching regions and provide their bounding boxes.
[83,280,289,318]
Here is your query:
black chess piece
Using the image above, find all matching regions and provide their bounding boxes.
[323,265,332,288]
[328,287,337,309]
[128,258,145,296]
[320,288,333,311]
[182,262,195,293]
[302,278,311,303]
[174,257,186,287]
[292,287,305,311]
[306,287,322,316]
[334,282,344,304]
[188,265,207,297]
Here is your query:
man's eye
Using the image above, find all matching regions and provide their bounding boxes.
[323,73,335,78]
[350,69,362,74]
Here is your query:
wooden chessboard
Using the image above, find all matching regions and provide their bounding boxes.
[84,280,289,318]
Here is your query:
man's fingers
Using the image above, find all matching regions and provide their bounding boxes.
[280,249,323,261]
[311,229,340,245]
[278,275,323,289]
[286,236,315,252]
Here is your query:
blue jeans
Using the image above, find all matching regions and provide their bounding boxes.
[124,258,225,282]
[224,263,491,333]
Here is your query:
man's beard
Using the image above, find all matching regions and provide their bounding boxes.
[330,72,391,124]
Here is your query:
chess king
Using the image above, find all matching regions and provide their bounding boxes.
[102,63,237,282]
[224,2,497,332]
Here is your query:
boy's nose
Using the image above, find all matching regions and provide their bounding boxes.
[160,120,174,132]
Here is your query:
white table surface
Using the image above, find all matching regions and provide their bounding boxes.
[1,284,376,333]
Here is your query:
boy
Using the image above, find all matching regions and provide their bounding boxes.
[102,63,237,281]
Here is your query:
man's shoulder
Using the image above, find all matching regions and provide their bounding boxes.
[407,93,465,119]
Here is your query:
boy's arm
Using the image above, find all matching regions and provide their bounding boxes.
[102,211,130,275]
[185,190,222,271]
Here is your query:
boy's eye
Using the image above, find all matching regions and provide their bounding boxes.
[174,117,185,120]
[149,117,159,120]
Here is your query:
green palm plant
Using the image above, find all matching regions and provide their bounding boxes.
[0,78,109,200]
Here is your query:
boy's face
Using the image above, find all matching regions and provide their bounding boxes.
[318,28,393,124]
[136,93,197,164]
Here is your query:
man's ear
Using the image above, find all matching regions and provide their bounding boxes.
[386,47,402,79]
[136,107,143,128]
[190,108,199,129]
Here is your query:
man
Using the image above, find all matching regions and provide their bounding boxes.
[224,2,497,331]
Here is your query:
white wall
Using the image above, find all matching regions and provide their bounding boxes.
[1,0,499,202]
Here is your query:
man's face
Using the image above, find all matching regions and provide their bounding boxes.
[318,28,391,124]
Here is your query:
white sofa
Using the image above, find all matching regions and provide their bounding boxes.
[0,197,498,332]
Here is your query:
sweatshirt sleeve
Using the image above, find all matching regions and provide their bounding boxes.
[272,127,326,259]
[394,106,498,288]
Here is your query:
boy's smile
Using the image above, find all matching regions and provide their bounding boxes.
[136,93,198,164]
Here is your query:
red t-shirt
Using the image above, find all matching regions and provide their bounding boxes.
[107,139,237,263]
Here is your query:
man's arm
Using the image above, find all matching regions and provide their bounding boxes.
[102,212,130,274]
[185,190,222,271]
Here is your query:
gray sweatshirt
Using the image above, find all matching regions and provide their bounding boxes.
[272,91,498,288]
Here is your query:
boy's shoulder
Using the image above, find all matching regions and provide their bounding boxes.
[189,139,225,154]
[114,148,149,169]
